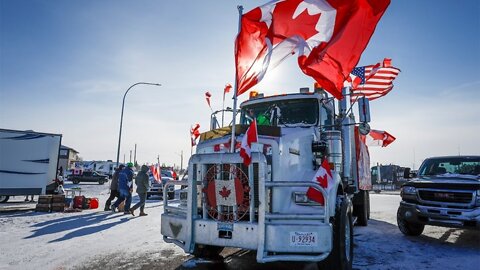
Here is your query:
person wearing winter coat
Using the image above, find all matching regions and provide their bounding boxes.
[111,162,134,214]
[104,164,124,211]
[129,165,150,216]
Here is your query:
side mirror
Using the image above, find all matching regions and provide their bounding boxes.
[403,168,411,178]
[358,97,371,123]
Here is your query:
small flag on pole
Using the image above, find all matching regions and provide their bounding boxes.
[239,119,258,166]
[205,91,212,108]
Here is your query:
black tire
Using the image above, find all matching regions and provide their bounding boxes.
[168,192,174,200]
[397,207,424,236]
[0,195,9,203]
[353,190,369,226]
[98,181,105,185]
[72,179,80,184]
[319,196,353,270]
[146,194,151,200]
[192,244,223,260]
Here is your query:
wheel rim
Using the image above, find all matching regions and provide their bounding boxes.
[0,196,7,202]
[345,215,352,262]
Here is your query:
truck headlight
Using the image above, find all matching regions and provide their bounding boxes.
[400,186,417,201]
[294,192,309,203]
[401,186,416,195]
[292,192,321,206]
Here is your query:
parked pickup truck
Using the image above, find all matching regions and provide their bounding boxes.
[68,171,108,185]
[397,155,480,236]
[147,170,175,200]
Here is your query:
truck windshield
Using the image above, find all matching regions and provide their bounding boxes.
[240,98,319,126]
[418,157,480,176]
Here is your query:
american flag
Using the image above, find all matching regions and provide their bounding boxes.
[349,61,400,101]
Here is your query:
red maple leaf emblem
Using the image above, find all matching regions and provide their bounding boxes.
[316,174,328,188]
[268,0,321,45]
[219,186,231,199]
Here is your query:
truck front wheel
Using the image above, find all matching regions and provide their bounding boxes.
[397,207,424,236]
[319,196,353,270]
[0,195,9,203]
[192,244,223,260]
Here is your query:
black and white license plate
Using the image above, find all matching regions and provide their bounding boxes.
[289,231,318,247]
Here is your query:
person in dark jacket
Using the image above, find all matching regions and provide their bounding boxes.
[111,162,134,214]
[129,165,150,216]
[104,164,124,211]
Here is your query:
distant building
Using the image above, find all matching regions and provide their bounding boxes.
[58,145,80,172]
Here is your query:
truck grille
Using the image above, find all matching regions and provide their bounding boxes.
[418,189,473,204]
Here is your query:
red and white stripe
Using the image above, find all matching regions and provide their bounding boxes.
[351,66,400,101]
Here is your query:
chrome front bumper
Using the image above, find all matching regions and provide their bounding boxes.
[399,201,480,229]
[161,152,333,263]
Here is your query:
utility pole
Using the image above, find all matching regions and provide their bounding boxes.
[123,154,125,164]
[129,150,132,163]
[134,143,137,165]
[181,150,183,172]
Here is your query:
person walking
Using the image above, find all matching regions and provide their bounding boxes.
[104,164,124,211]
[111,162,134,214]
[129,165,150,216]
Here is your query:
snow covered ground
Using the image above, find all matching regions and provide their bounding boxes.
[0,183,479,270]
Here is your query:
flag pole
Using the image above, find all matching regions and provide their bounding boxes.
[222,92,225,127]
[230,5,243,153]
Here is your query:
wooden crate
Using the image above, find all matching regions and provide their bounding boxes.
[51,203,65,212]
[38,195,53,204]
[52,195,65,203]
[35,203,51,212]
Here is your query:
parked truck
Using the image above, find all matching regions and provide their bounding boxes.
[0,129,62,203]
[397,155,480,236]
[161,86,372,269]
[371,164,410,192]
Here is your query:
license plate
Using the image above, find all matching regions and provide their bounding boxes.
[289,232,318,246]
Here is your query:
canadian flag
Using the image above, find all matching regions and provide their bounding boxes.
[190,123,201,147]
[150,165,161,184]
[224,83,232,95]
[306,159,334,205]
[206,178,245,208]
[240,119,258,166]
[205,91,212,108]
[365,129,396,147]
[235,0,391,99]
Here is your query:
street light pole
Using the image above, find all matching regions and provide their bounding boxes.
[116,82,161,167]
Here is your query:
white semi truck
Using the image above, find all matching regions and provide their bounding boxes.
[161,86,372,269]
[0,129,62,203]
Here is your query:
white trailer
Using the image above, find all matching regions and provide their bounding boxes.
[0,129,62,203]
[73,160,116,178]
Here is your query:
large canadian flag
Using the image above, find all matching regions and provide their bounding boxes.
[306,158,335,204]
[240,119,258,166]
[206,178,245,208]
[235,0,390,99]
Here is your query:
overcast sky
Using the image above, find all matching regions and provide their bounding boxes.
[1,0,479,169]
